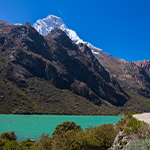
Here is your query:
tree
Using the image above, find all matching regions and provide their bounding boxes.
[52,121,82,135]
[0,131,17,141]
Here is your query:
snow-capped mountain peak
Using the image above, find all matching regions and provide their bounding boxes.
[33,15,65,36]
[33,15,101,50]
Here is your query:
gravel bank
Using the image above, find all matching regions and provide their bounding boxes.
[133,113,150,124]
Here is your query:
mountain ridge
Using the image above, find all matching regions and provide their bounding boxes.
[0,20,130,114]
[92,48,150,99]
[0,17,150,115]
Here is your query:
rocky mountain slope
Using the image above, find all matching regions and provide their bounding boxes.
[32,15,150,103]
[0,21,14,34]
[92,48,150,99]
[0,21,130,114]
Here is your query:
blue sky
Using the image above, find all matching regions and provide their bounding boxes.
[1,0,150,61]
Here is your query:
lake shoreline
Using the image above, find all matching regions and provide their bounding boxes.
[0,114,122,141]
[0,112,122,116]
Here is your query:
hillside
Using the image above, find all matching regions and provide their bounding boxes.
[0,21,129,115]
[92,48,150,99]
[0,20,150,115]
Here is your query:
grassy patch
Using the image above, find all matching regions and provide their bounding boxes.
[125,139,150,150]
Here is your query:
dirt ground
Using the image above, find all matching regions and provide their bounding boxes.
[133,113,150,124]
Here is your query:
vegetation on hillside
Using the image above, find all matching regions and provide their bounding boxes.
[115,111,150,149]
[1,60,150,115]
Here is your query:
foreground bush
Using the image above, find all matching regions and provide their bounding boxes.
[30,133,56,150]
[85,124,117,150]
[30,122,116,150]
[3,113,150,150]
[116,111,150,139]
[52,121,82,135]
[0,131,17,141]
[0,132,34,150]
[113,111,150,149]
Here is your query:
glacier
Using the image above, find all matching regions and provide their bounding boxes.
[32,15,101,50]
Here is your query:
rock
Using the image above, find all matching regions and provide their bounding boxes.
[93,48,150,99]
[109,131,133,150]
[122,136,131,144]
[25,22,31,27]
[28,139,35,142]
[1,96,4,99]
[109,131,125,150]
[21,101,25,105]
[114,131,124,144]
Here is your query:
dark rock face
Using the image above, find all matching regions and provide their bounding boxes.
[0,37,5,45]
[0,24,128,106]
[48,28,78,51]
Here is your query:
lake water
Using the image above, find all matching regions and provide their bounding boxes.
[0,115,122,141]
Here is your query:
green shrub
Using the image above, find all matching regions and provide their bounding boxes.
[116,111,150,138]
[52,130,85,150]
[137,123,150,139]
[0,132,18,149]
[85,125,94,133]
[30,133,52,150]
[52,121,82,136]
[124,111,135,118]
[125,117,142,134]
[30,123,116,150]
[2,140,18,150]
[0,139,9,149]
[85,124,117,150]
[0,131,17,141]
[18,138,35,149]
[115,111,143,134]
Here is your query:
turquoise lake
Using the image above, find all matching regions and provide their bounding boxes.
[0,115,122,141]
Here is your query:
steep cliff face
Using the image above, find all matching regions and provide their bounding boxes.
[47,28,128,106]
[0,23,128,107]
[92,48,150,98]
